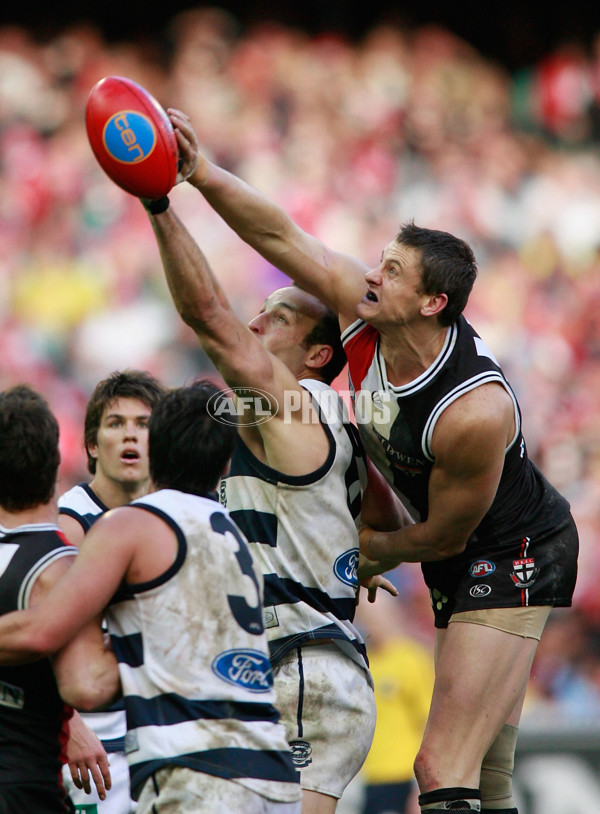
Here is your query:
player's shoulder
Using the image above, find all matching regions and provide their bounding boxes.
[58,483,106,514]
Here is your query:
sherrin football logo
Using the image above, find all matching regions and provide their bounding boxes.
[102,110,157,164]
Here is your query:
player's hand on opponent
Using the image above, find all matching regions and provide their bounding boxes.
[357,553,399,604]
[65,711,111,799]
[168,108,206,186]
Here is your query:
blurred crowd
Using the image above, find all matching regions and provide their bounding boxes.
[1,7,600,722]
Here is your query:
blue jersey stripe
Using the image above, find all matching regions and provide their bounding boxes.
[264,574,356,620]
[229,509,278,547]
[125,692,281,729]
[130,747,299,797]
[111,632,144,667]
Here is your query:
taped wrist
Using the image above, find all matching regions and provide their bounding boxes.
[142,196,170,215]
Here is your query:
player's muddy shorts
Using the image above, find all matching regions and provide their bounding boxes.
[273,643,376,799]
[422,514,578,629]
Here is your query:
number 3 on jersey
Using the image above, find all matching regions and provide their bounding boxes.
[210,513,264,635]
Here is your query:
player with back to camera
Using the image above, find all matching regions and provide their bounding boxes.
[157,109,579,814]
[0,384,119,814]
[59,370,166,814]
[0,380,302,814]
[139,158,412,813]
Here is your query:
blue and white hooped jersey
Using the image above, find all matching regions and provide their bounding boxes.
[58,483,108,535]
[107,489,300,803]
[58,483,125,747]
[220,379,371,675]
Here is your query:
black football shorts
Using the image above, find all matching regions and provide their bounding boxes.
[421,514,579,628]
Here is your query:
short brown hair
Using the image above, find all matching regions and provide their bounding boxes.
[84,370,166,474]
[0,385,60,511]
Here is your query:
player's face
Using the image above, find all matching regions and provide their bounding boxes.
[356,242,427,327]
[88,397,151,487]
[248,287,324,375]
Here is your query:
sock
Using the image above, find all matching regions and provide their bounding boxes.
[419,786,482,811]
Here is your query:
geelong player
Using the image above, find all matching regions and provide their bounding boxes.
[0,385,119,813]
[139,187,410,814]
[166,109,579,814]
[59,370,166,814]
[0,381,302,814]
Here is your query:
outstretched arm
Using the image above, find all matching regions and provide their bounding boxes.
[170,108,369,327]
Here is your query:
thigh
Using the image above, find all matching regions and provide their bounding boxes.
[136,768,300,814]
[425,622,538,774]
[64,752,135,814]
[274,645,376,799]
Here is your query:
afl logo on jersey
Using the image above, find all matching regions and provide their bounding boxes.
[469,560,495,578]
[212,649,273,693]
[334,548,359,587]
[103,111,156,164]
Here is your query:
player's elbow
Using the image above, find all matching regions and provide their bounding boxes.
[59,674,120,712]
[437,531,468,559]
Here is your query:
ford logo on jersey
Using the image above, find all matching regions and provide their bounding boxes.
[212,649,273,693]
[334,548,359,587]
[103,111,156,163]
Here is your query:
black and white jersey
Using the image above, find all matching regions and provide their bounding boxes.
[0,523,75,791]
[58,484,125,748]
[107,489,300,804]
[342,315,571,547]
[220,379,370,672]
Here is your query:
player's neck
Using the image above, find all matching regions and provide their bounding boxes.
[0,498,58,529]
[379,322,448,387]
[89,473,150,509]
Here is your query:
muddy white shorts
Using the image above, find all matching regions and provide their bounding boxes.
[273,643,376,799]
[136,767,301,814]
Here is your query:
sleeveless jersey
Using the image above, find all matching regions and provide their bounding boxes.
[0,523,75,793]
[58,483,108,535]
[342,315,571,549]
[58,484,125,749]
[107,489,300,803]
[219,379,371,672]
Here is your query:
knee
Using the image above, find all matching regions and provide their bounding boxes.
[413,745,436,790]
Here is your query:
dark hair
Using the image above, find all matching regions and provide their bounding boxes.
[84,370,166,474]
[0,385,60,511]
[301,307,346,384]
[396,221,478,326]
[149,379,237,495]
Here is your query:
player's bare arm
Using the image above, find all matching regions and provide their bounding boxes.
[170,107,368,327]
[0,515,136,664]
[58,513,86,547]
[63,711,112,800]
[360,383,515,568]
[147,205,333,476]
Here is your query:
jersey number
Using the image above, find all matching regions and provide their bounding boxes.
[210,513,264,635]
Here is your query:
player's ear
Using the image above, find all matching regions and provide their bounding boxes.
[421,292,448,318]
[86,442,99,460]
[306,344,333,371]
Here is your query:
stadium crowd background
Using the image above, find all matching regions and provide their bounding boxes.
[1,5,600,728]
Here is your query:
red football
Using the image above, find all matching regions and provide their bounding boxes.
[85,76,178,199]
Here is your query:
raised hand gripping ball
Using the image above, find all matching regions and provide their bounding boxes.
[85,76,178,200]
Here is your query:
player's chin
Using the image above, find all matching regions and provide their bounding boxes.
[356,299,377,321]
